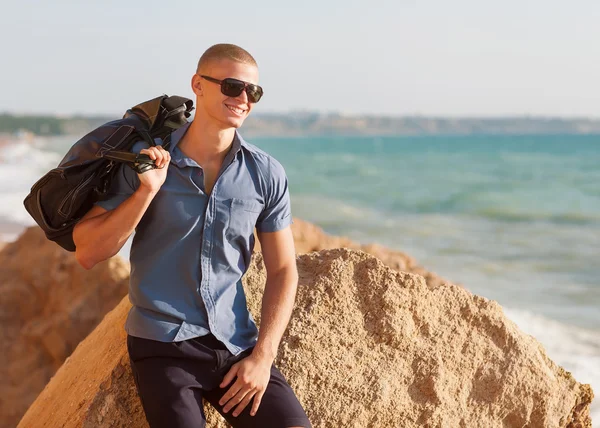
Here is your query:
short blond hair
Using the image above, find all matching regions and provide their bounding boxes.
[196,43,257,73]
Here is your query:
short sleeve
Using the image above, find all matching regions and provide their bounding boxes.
[94,162,140,211]
[256,157,293,233]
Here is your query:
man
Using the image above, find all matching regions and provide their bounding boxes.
[73,43,311,428]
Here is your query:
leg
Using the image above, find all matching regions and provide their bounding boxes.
[203,364,311,428]
[127,335,216,428]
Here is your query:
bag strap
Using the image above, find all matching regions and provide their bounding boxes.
[161,133,173,151]
[103,132,174,174]
[141,131,156,147]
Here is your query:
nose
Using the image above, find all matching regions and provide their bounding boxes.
[234,88,249,105]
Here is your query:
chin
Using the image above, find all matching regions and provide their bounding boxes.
[222,119,241,129]
[224,116,246,129]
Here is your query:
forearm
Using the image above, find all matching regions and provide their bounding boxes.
[252,266,299,362]
[74,187,157,268]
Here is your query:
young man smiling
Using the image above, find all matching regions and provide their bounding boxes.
[73,44,311,428]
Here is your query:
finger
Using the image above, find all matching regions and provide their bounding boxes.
[151,147,165,166]
[220,382,244,409]
[220,364,239,390]
[154,146,163,167]
[154,149,169,168]
[250,390,264,417]
[224,387,252,414]
[139,148,157,160]
[160,150,171,168]
[219,375,242,407]
[148,151,164,169]
[232,390,256,417]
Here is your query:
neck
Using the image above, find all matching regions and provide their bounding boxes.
[179,114,236,165]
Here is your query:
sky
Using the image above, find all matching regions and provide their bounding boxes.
[1,0,599,117]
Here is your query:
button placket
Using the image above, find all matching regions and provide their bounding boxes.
[197,150,239,339]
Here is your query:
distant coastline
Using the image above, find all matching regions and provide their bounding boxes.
[2,111,600,137]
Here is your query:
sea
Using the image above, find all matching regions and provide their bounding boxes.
[1,132,598,421]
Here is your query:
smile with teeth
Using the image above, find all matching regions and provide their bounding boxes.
[226,105,246,115]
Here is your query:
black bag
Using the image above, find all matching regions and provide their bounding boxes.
[23,94,194,252]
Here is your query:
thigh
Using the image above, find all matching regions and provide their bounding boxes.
[127,335,217,428]
[203,364,311,428]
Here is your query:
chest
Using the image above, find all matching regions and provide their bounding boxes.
[201,162,222,196]
[135,162,265,241]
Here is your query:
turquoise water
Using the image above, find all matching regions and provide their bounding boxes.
[251,134,600,329]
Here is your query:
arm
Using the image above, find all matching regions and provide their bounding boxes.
[73,187,158,269]
[217,225,298,417]
[217,157,296,417]
[73,145,170,269]
[250,157,296,359]
[251,226,298,362]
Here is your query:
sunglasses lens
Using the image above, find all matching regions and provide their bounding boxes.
[246,85,263,103]
[221,79,245,97]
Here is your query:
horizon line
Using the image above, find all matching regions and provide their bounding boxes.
[2,111,600,121]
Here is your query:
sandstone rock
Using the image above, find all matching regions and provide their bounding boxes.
[19,249,593,427]
[0,227,130,428]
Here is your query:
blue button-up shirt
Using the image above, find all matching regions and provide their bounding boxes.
[95,121,293,355]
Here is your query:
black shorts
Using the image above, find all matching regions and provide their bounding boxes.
[127,333,311,428]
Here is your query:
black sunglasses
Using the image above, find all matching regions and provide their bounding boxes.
[199,75,264,103]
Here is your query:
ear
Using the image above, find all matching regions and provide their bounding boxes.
[191,73,203,97]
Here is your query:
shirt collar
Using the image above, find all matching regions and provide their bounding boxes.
[168,121,244,169]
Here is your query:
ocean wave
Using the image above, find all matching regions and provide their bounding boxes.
[0,140,61,226]
[0,138,61,169]
[472,209,600,225]
[404,193,600,226]
[503,308,600,421]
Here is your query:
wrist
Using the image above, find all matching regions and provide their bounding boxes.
[136,185,159,198]
[251,345,277,363]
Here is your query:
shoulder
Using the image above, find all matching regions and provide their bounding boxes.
[239,137,287,178]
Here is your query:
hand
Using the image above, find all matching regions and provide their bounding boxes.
[137,146,170,193]
[218,354,272,417]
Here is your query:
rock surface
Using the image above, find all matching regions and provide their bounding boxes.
[19,248,593,427]
[0,227,130,428]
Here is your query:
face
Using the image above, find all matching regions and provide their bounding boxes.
[192,59,260,129]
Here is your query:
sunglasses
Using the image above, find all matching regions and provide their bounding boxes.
[199,75,264,103]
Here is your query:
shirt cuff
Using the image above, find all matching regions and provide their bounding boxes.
[256,215,294,233]
[94,193,130,212]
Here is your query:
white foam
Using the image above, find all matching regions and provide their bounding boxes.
[0,140,61,225]
[504,307,600,422]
